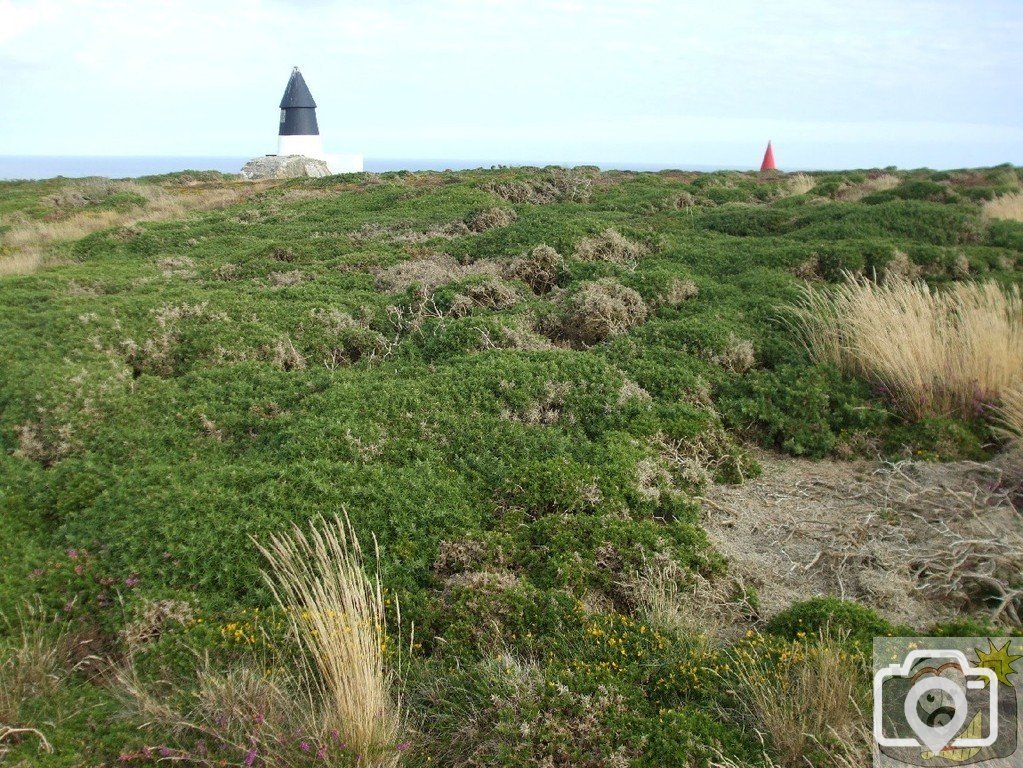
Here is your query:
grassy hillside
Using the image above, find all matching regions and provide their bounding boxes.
[1,165,1021,767]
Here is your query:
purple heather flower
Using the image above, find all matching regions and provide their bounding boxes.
[396,741,411,752]
[243,748,258,767]
[67,549,78,559]
[125,575,140,588]
[159,746,173,757]
[316,745,328,760]
[299,740,311,752]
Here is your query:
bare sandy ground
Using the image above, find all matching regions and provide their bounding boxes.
[700,451,1023,631]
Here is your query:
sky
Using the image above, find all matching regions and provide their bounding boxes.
[1,0,1021,169]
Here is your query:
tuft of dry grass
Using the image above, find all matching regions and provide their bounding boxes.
[785,173,816,196]
[0,605,76,756]
[0,185,253,276]
[983,191,1023,222]
[255,513,406,766]
[627,557,754,643]
[791,275,1023,419]
[997,385,1023,441]
[726,633,869,767]
[117,514,408,766]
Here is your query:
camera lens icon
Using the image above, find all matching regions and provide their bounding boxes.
[873,649,999,756]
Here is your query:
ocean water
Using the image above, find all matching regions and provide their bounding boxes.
[0,156,742,180]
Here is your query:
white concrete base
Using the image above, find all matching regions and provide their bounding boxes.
[278,134,325,159]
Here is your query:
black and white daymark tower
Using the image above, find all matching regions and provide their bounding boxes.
[277,67,323,159]
[273,67,362,173]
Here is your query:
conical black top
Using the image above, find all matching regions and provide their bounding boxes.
[279,67,317,109]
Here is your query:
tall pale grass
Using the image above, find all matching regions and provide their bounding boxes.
[256,513,405,766]
[725,633,869,767]
[0,185,251,277]
[785,173,816,196]
[998,385,1023,440]
[983,192,1023,222]
[0,605,74,754]
[791,275,1023,419]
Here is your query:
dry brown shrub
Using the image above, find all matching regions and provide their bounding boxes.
[708,333,756,373]
[883,250,922,281]
[617,377,651,405]
[157,255,197,278]
[267,269,309,288]
[634,457,676,503]
[433,538,488,577]
[485,168,593,205]
[211,262,240,281]
[506,244,564,294]
[267,336,307,371]
[654,278,698,307]
[375,253,499,294]
[472,317,556,353]
[629,556,754,642]
[792,255,823,281]
[464,207,516,233]
[13,420,74,466]
[120,599,193,655]
[834,173,900,202]
[423,654,636,768]
[559,279,648,345]
[447,278,520,317]
[983,191,1023,222]
[120,302,220,378]
[790,276,1023,419]
[653,425,754,489]
[500,381,573,425]
[573,228,648,266]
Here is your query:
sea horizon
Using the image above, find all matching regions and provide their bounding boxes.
[0,155,756,181]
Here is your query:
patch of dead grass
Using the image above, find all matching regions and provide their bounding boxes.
[791,275,1023,419]
[983,191,1023,222]
[1,184,255,276]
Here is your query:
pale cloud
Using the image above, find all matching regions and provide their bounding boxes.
[0,0,56,44]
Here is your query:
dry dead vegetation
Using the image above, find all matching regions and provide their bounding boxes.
[0,181,255,276]
[559,279,647,346]
[983,191,1023,222]
[0,606,81,758]
[573,227,648,266]
[831,173,900,202]
[350,207,516,246]
[484,168,593,205]
[699,452,1023,630]
[792,276,1023,419]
